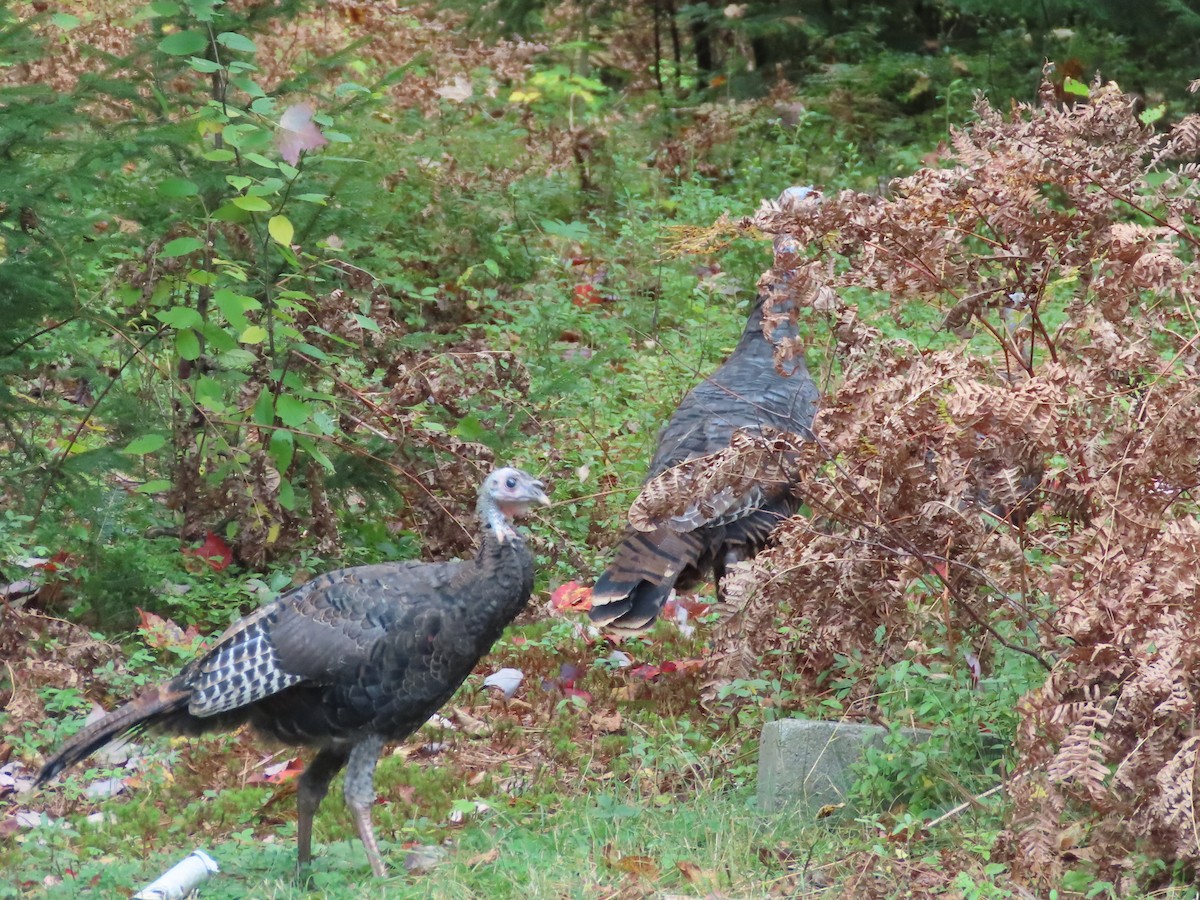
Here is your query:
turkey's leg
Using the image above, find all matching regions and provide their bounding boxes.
[296,747,350,871]
[714,546,745,603]
[344,734,388,877]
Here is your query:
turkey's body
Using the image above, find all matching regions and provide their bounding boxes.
[36,467,549,877]
[589,295,818,633]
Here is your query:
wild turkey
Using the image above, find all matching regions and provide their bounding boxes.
[36,467,549,877]
[589,288,818,634]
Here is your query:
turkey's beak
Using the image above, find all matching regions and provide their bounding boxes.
[531,481,551,506]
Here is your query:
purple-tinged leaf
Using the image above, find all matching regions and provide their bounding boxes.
[276,103,328,165]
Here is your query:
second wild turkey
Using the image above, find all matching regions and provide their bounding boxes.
[36,467,550,877]
[589,291,818,634]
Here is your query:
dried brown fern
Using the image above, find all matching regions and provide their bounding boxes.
[627,427,805,534]
[709,72,1200,888]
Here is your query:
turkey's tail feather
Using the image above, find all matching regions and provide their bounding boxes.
[35,682,192,785]
[589,530,705,633]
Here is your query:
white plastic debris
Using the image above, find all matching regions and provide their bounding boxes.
[483,667,524,699]
[777,184,816,209]
[672,604,696,639]
[132,849,219,900]
[84,777,126,800]
[606,650,633,668]
[16,810,49,829]
[447,800,491,826]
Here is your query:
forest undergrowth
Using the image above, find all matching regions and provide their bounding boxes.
[3,0,1200,896]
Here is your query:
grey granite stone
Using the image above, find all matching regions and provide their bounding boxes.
[757,719,933,812]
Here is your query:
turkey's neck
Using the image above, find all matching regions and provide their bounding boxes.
[740,301,798,356]
[471,516,536,624]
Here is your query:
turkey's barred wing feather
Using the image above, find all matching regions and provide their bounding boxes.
[188,561,467,717]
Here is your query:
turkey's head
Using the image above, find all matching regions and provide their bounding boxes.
[479,467,550,542]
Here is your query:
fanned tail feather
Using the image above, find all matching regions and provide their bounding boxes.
[35,682,192,785]
[589,530,705,632]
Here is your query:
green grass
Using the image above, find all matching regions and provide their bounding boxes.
[5,757,837,898]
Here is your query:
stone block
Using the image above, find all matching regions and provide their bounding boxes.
[757,718,933,812]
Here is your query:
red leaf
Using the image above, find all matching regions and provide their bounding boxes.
[659,658,706,675]
[630,658,705,681]
[563,687,592,704]
[183,531,232,571]
[663,595,711,619]
[572,284,602,307]
[675,595,712,617]
[551,581,593,612]
[35,551,72,573]
[248,756,305,784]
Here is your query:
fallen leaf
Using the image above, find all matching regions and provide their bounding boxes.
[551,581,593,612]
[675,859,719,885]
[248,756,304,785]
[137,609,203,651]
[659,658,706,675]
[182,531,233,572]
[590,711,623,733]
[602,844,659,878]
[572,283,603,307]
[452,706,492,736]
[465,847,500,867]
[662,596,711,621]
[434,76,473,103]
